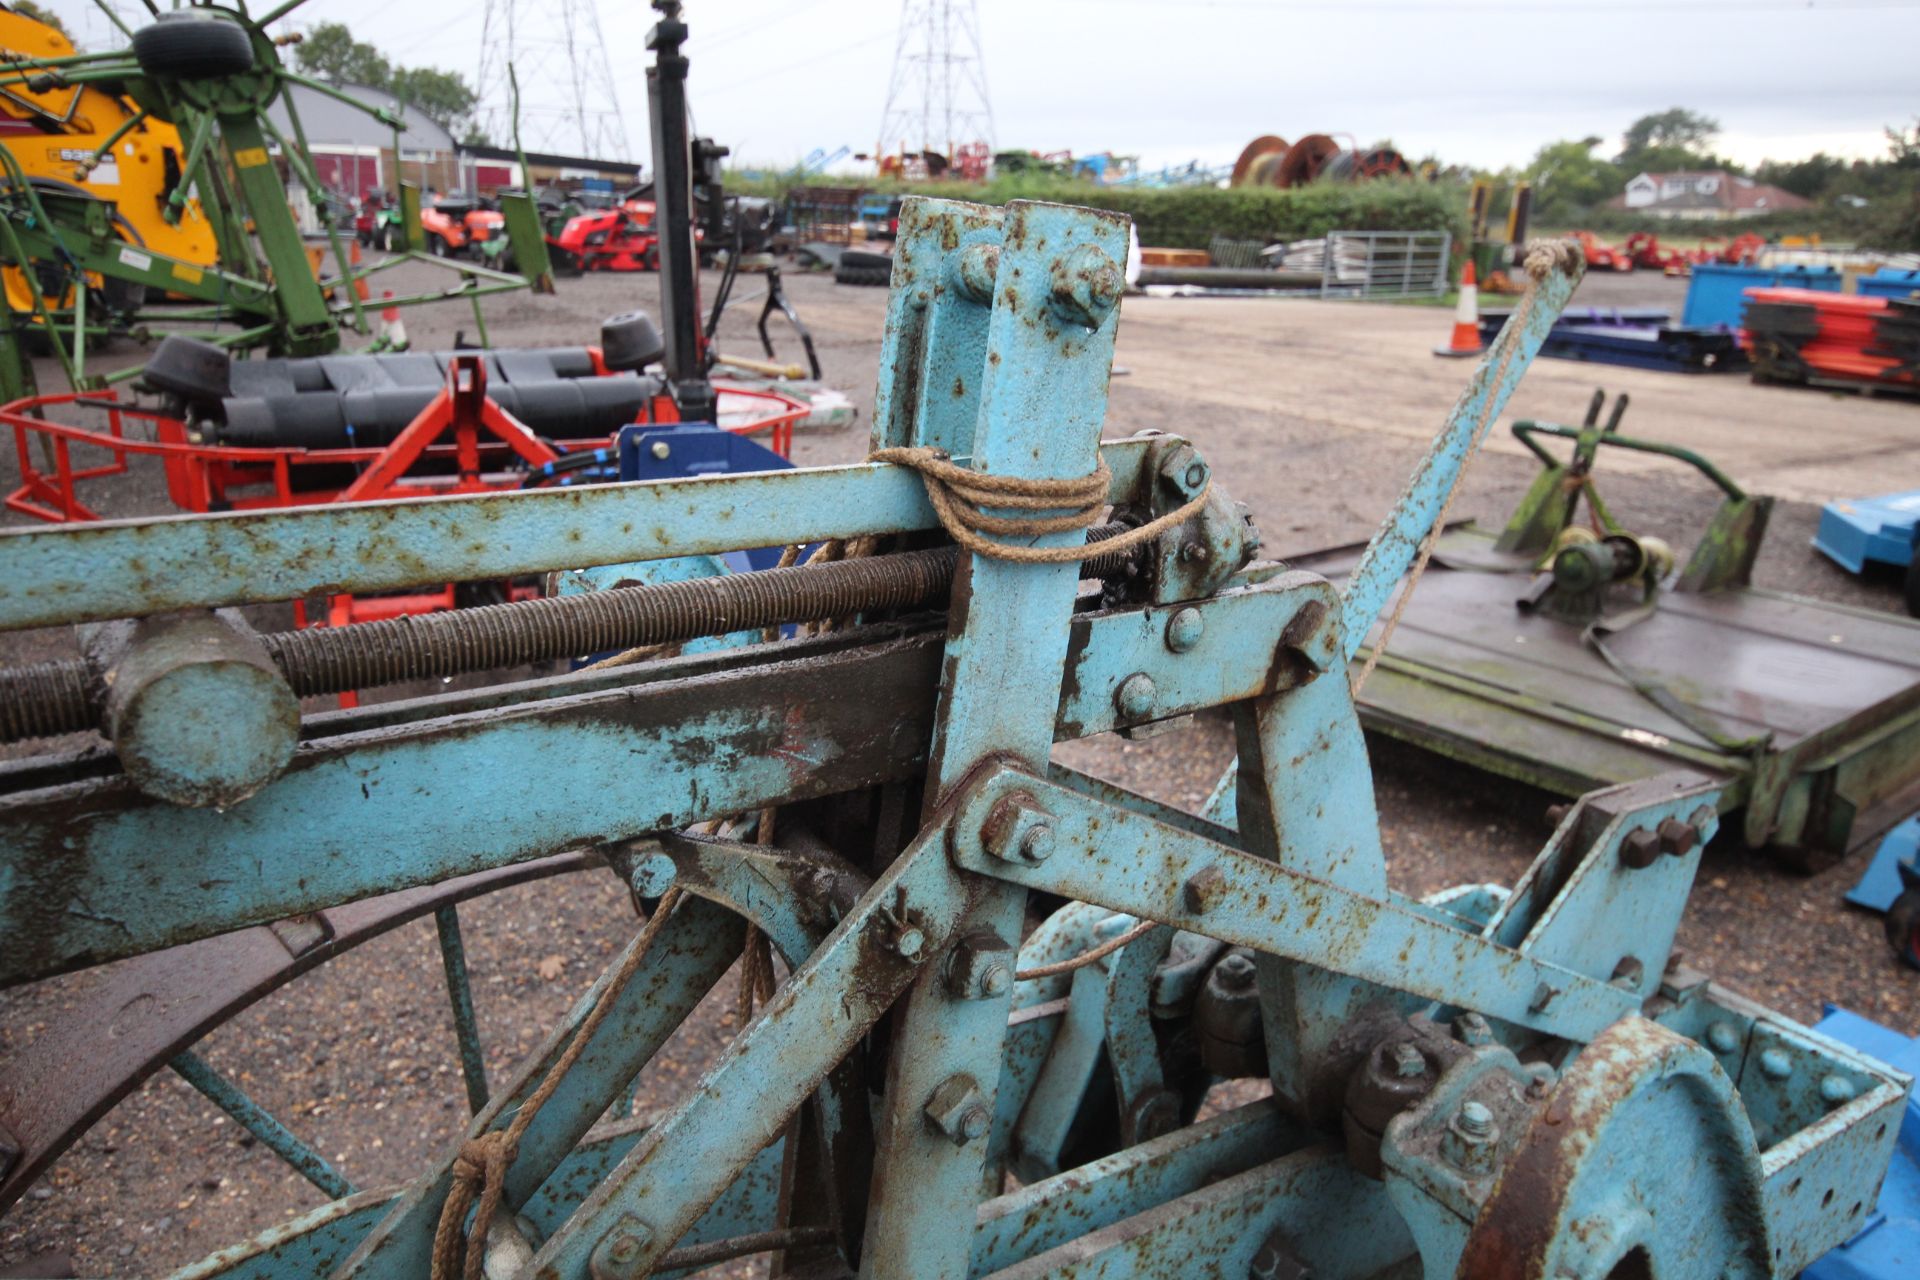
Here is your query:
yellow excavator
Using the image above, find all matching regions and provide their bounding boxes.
[0,2,217,312]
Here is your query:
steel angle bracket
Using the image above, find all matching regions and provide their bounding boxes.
[948,765,1641,1043]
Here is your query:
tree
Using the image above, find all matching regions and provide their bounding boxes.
[1524,137,1625,218]
[294,23,391,89]
[1756,152,1848,200]
[390,67,480,141]
[1619,107,1720,163]
[294,22,481,139]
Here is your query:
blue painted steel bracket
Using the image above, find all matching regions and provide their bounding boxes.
[0,194,1909,1279]
[0,438,1156,630]
[1848,816,1920,914]
[1816,489,1920,575]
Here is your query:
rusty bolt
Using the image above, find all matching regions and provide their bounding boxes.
[1545,802,1572,829]
[953,242,1001,304]
[1165,607,1204,653]
[1213,951,1257,993]
[1529,983,1558,1013]
[1442,1100,1499,1175]
[589,1219,654,1280]
[924,1073,989,1146]
[1183,864,1227,914]
[1390,1043,1427,1079]
[1049,244,1122,329]
[1689,804,1716,831]
[1656,817,1698,857]
[1620,827,1661,869]
[981,791,1054,864]
[889,923,926,960]
[1455,1100,1495,1139]
[946,933,1015,1000]
[1157,443,1209,499]
[1759,1047,1793,1081]
[1248,1233,1314,1280]
[1131,1089,1182,1141]
[1610,956,1645,989]
[1115,672,1157,719]
[1453,1012,1493,1047]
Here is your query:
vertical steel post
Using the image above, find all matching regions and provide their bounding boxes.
[213,112,336,355]
[644,0,714,423]
[860,198,1131,1280]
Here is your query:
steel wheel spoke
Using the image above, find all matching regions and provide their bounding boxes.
[433,904,490,1115]
[168,1049,356,1200]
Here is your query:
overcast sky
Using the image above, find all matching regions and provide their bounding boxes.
[48,0,1920,175]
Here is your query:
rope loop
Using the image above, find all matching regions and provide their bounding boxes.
[871,445,1211,565]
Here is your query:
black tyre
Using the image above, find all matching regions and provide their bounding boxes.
[834,263,891,287]
[141,335,231,404]
[600,309,665,371]
[357,229,372,248]
[551,247,582,277]
[130,11,255,80]
[427,233,449,257]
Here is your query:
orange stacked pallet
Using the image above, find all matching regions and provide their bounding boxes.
[1742,287,1920,392]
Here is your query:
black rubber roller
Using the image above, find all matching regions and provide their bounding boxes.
[600,310,666,372]
[142,335,231,404]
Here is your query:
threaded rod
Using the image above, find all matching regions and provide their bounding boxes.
[0,528,1139,743]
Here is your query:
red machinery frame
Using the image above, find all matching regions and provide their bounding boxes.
[4,355,807,695]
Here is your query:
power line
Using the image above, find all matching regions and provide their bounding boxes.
[877,0,994,160]
[473,0,631,161]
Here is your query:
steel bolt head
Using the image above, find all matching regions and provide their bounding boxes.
[1049,244,1122,329]
[1656,817,1698,857]
[1019,823,1054,863]
[1390,1043,1426,1079]
[1545,802,1572,829]
[1115,672,1158,719]
[980,963,1012,996]
[609,1236,641,1264]
[953,242,1001,304]
[649,440,671,460]
[1456,1100,1495,1138]
[1620,827,1661,869]
[1453,1012,1493,1046]
[1214,951,1257,992]
[981,792,1054,864]
[925,1073,988,1145]
[1705,1021,1740,1054]
[1819,1073,1857,1108]
[1759,1047,1793,1080]
[1165,606,1205,653]
[892,925,926,959]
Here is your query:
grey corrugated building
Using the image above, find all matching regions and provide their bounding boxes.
[267,81,459,199]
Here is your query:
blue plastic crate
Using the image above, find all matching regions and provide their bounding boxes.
[1804,1007,1920,1280]
[1815,489,1920,575]
[1683,262,1843,329]
[1859,269,1920,301]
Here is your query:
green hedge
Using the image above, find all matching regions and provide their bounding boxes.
[738,172,1469,251]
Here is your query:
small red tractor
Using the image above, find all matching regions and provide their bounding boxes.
[548,192,662,273]
[419,196,504,258]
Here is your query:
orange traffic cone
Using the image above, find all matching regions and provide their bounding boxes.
[1434,260,1484,357]
[380,290,407,351]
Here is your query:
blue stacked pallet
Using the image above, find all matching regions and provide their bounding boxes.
[1682,262,1844,329]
